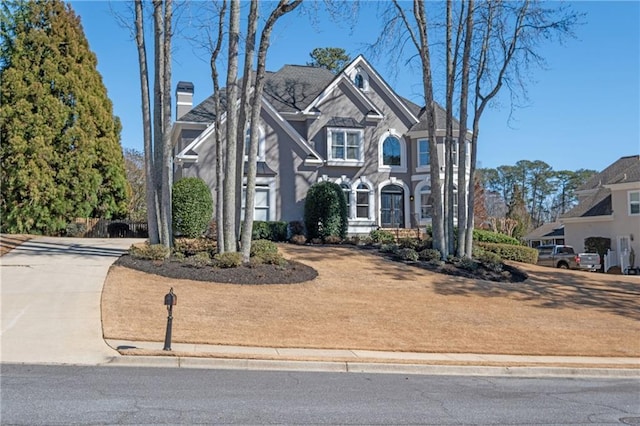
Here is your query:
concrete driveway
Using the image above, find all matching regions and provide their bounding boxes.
[1,237,142,365]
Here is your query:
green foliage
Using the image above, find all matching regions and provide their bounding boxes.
[183,252,212,267]
[173,237,217,257]
[380,243,399,254]
[250,251,286,266]
[288,221,305,237]
[214,252,243,268]
[506,185,531,240]
[65,222,86,237]
[123,148,146,221]
[307,47,351,74]
[0,0,129,234]
[172,178,213,238]
[129,243,170,260]
[476,250,503,272]
[454,257,479,271]
[304,181,348,241]
[473,229,522,245]
[478,242,538,264]
[396,248,419,262]
[370,229,395,244]
[252,221,288,241]
[250,239,278,258]
[398,238,421,250]
[419,248,441,261]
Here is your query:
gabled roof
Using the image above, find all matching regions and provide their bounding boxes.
[562,155,639,219]
[524,221,564,241]
[409,103,461,132]
[262,65,335,113]
[577,155,640,191]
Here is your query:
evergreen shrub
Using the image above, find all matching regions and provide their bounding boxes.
[303,181,348,241]
[478,242,538,264]
[172,178,213,238]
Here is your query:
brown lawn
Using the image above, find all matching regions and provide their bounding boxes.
[102,244,640,357]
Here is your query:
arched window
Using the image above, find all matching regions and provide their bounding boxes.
[354,74,364,89]
[356,183,370,219]
[382,136,401,166]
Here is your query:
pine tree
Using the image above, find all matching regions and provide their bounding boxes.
[0,0,129,234]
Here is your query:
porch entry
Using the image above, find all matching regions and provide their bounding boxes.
[381,184,404,228]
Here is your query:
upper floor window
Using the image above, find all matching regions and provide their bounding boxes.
[382,137,401,166]
[244,126,265,161]
[418,139,430,168]
[629,191,640,215]
[327,128,363,165]
[354,74,364,89]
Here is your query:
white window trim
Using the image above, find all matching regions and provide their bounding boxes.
[244,125,266,162]
[416,138,430,173]
[241,176,276,221]
[629,190,640,216]
[378,130,407,173]
[335,176,354,219]
[415,181,433,225]
[326,127,364,166]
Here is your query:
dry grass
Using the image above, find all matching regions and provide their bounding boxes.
[102,244,640,357]
[0,234,33,256]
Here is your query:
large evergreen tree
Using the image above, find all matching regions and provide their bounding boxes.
[0,0,129,234]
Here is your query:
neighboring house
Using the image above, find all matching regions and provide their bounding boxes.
[560,155,640,272]
[524,221,565,248]
[172,55,470,235]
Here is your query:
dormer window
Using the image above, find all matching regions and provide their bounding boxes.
[351,67,369,91]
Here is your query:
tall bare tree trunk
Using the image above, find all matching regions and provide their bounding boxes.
[444,0,455,255]
[234,0,259,241]
[159,0,173,247]
[240,0,302,262]
[209,0,227,251]
[222,0,240,252]
[411,0,445,256]
[152,0,165,244]
[134,0,160,244]
[458,0,474,257]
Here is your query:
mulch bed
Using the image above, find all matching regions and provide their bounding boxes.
[114,254,318,285]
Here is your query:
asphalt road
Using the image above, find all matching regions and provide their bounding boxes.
[2,364,639,425]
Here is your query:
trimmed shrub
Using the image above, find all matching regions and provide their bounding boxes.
[478,242,538,264]
[172,178,213,238]
[304,181,348,241]
[477,250,503,272]
[183,251,212,267]
[173,238,217,257]
[129,243,170,260]
[324,235,342,244]
[584,236,610,272]
[419,248,441,262]
[214,252,242,268]
[250,239,278,258]
[65,222,86,237]
[380,243,399,254]
[397,248,419,262]
[290,234,307,245]
[455,256,479,271]
[473,229,522,246]
[370,229,395,244]
[398,238,421,250]
[251,251,287,266]
[251,221,272,240]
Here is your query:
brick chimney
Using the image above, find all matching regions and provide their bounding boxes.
[175,81,194,120]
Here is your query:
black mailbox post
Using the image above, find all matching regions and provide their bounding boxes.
[163,288,177,351]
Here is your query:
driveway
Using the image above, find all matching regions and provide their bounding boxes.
[1,237,141,364]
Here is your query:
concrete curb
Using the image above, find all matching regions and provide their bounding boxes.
[103,355,640,378]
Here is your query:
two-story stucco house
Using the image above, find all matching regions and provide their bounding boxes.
[172,55,470,235]
[560,155,640,272]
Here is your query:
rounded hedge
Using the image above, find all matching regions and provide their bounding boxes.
[172,178,213,238]
[304,181,348,241]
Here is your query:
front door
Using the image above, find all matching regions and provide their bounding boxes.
[381,185,404,228]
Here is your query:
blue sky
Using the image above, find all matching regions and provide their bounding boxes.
[70,1,639,173]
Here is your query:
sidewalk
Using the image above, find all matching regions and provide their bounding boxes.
[106,339,640,378]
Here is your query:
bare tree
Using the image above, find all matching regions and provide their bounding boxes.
[240,0,303,262]
[222,0,240,253]
[134,0,160,244]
